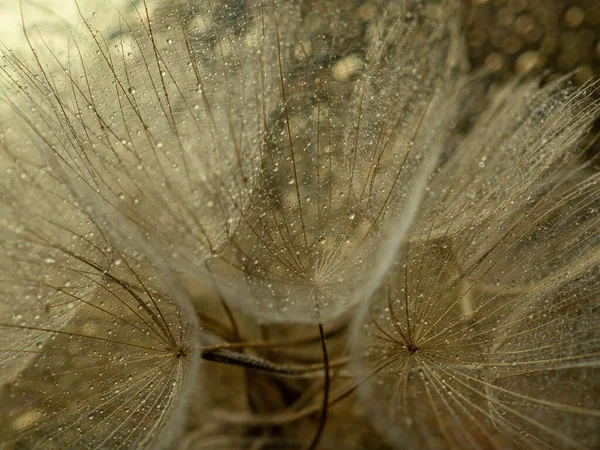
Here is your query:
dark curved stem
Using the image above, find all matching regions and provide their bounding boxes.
[200,348,346,377]
[306,322,330,450]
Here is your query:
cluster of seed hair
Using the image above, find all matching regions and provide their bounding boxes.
[0,0,599,449]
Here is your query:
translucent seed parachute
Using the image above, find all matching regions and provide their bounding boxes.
[0,106,201,447]
[351,79,600,449]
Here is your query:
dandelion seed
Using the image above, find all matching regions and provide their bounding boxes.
[1,0,277,275]
[351,79,600,449]
[0,80,201,448]
[208,0,463,324]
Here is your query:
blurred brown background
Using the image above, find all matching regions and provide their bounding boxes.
[465,0,600,158]
[466,0,599,82]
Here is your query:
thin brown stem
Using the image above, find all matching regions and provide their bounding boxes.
[306,323,330,450]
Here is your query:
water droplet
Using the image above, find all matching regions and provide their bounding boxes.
[128,86,136,95]
[44,257,56,264]
[347,211,355,220]
[206,200,214,208]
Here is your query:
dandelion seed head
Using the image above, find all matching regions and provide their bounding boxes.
[207,0,464,324]
[0,35,202,445]
[1,0,280,276]
[352,78,600,449]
